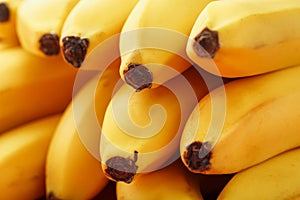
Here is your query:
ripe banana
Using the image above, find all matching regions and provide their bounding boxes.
[46,57,121,199]
[0,0,22,49]
[119,0,215,91]
[218,147,300,200]
[46,104,108,200]
[0,46,77,133]
[180,64,300,175]
[0,114,61,200]
[186,0,300,78]
[100,65,226,183]
[116,159,203,200]
[16,0,80,57]
[60,0,138,67]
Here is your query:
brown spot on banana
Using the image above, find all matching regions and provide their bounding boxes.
[39,33,60,56]
[0,3,9,22]
[62,36,89,68]
[104,151,138,184]
[193,27,220,58]
[123,64,153,92]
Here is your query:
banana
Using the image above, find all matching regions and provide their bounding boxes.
[186,0,300,78]
[218,147,300,200]
[116,159,203,200]
[60,0,139,67]
[0,46,77,133]
[46,57,121,199]
[16,0,80,57]
[0,114,61,200]
[180,64,300,175]
[0,0,22,49]
[119,0,216,91]
[46,103,109,200]
[100,65,226,183]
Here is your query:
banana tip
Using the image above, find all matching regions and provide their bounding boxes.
[183,141,212,172]
[0,3,9,22]
[193,27,219,58]
[39,33,60,56]
[104,151,139,183]
[123,64,153,92]
[62,36,89,68]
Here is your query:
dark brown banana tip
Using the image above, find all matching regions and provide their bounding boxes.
[123,64,153,92]
[0,3,9,22]
[193,27,220,58]
[39,33,60,56]
[47,192,62,200]
[62,36,89,68]
[104,151,138,184]
[183,141,212,172]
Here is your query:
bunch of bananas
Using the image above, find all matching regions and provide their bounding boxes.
[1,0,300,199]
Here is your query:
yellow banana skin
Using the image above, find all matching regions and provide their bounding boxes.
[218,147,300,200]
[0,0,22,49]
[119,0,215,91]
[180,65,300,175]
[0,47,77,133]
[116,160,203,200]
[187,0,300,78]
[60,0,138,67]
[16,0,80,57]
[46,58,121,200]
[100,65,226,183]
[0,114,61,200]
[46,104,108,200]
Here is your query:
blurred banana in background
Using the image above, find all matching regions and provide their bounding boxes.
[218,147,300,200]
[0,47,77,133]
[0,114,61,200]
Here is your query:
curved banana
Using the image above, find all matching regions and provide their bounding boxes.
[16,0,80,57]
[116,159,203,200]
[180,65,300,175]
[186,0,300,78]
[0,46,77,133]
[60,0,138,67]
[46,57,121,199]
[100,65,226,183]
[0,114,61,200]
[119,0,215,91]
[0,0,22,49]
[218,147,300,200]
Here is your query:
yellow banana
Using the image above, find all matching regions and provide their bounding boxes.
[0,46,77,133]
[116,159,203,200]
[0,114,61,200]
[180,65,300,175]
[60,0,138,67]
[186,0,300,78]
[119,0,216,91]
[100,65,226,183]
[16,0,80,57]
[218,147,300,200]
[46,57,121,199]
[0,0,22,49]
